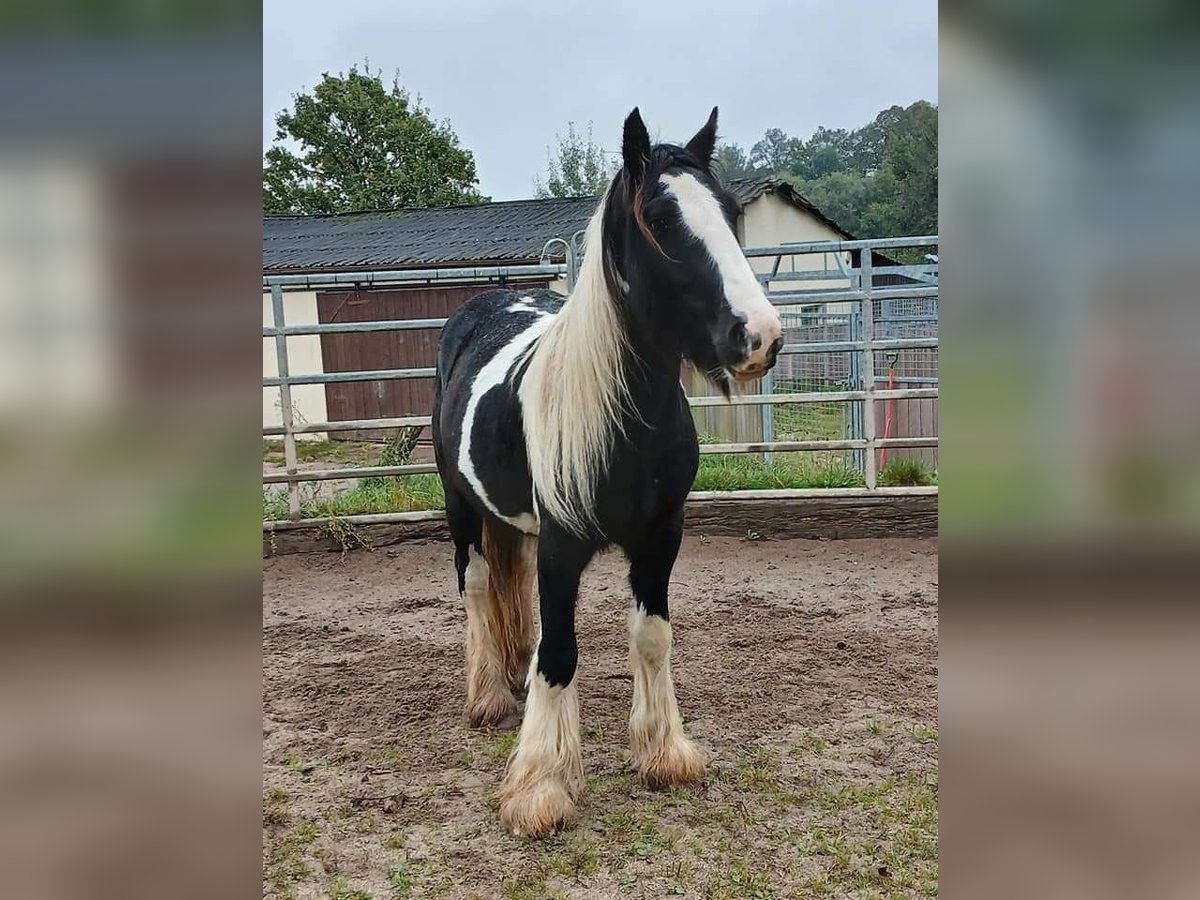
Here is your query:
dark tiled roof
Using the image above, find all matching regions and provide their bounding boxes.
[263,177,850,273]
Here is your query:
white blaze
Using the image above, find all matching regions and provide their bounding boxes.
[659,172,782,370]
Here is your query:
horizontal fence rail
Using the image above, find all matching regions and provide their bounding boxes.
[263,237,937,529]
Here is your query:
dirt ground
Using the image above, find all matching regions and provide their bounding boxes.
[263,536,938,900]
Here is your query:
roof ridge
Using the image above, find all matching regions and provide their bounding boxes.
[264,194,598,221]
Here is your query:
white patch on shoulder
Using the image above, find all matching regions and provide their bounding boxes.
[459,315,554,532]
[508,296,551,316]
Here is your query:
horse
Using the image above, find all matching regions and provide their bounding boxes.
[431,107,783,836]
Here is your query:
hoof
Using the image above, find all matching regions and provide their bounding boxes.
[466,690,518,729]
[497,775,577,837]
[636,735,707,788]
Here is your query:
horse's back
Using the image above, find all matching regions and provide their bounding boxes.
[433,288,564,532]
[437,289,564,384]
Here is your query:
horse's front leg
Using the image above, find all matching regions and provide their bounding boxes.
[627,517,706,787]
[495,526,594,836]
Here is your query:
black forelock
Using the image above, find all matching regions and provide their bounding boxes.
[598,141,730,303]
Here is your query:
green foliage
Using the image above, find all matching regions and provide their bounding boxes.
[744,101,937,238]
[264,64,485,214]
[879,457,937,487]
[693,453,865,492]
[712,142,756,182]
[533,120,616,198]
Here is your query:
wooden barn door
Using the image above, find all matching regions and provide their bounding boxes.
[316,282,549,450]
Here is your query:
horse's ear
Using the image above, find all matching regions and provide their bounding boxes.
[622,107,651,182]
[685,106,719,170]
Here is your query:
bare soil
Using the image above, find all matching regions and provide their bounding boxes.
[263,536,938,899]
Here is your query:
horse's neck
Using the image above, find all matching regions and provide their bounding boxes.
[620,306,685,422]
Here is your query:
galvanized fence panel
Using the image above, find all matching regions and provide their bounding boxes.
[263,236,938,530]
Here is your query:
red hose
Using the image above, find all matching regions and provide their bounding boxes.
[879,362,896,471]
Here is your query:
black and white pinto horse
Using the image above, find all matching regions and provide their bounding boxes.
[432,107,782,836]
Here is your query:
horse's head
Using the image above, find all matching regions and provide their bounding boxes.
[600,107,783,389]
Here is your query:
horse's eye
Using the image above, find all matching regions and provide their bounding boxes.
[649,216,671,233]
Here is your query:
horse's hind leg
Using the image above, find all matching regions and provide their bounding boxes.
[497,524,593,836]
[447,491,521,728]
[626,516,706,787]
[481,520,537,697]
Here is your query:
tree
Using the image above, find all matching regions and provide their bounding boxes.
[533,121,616,198]
[263,64,485,215]
[712,142,757,182]
[756,101,937,238]
[749,127,805,175]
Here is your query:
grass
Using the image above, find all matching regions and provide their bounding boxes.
[693,451,864,492]
[264,820,320,900]
[387,864,413,898]
[705,860,777,900]
[263,787,290,826]
[879,457,937,487]
[327,875,373,900]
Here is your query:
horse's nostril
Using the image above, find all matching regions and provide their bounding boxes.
[749,332,763,352]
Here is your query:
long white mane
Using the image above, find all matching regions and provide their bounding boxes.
[518,191,630,534]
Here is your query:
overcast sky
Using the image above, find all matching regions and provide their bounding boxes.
[264,0,937,201]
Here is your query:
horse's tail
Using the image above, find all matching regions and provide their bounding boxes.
[481,519,537,691]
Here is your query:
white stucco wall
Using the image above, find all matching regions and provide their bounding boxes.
[263,290,328,438]
[740,194,853,294]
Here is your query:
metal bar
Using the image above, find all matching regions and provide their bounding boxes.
[688,486,938,500]
[701,439,866,453]
[262,389,939,437]
[262,486,940,531]
[873,337,940,351]
[264,415,432,435]
[779,340,861,354]
[264,368,436,387]
[776,337,939,355]
[263,439,935,489]
[767,286,937,306]
[264,317,447,337]
[263,462,438,483]
[877,437,939,448]
[861,252,878,490]
[270,284,301,520]
[263,263,568,290]
[687,388,938,406]
[760,367,775,466]
[743,235,939,257]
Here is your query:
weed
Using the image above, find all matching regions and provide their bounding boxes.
[284,750,309,773]
[501,875,547,900]
[264,820,320,900]
[387,864,413,899]
[705,859,776,900]
[327,875,373,900]
[879,457,936,487]
[264,786,290,826]
[910,723,938,743]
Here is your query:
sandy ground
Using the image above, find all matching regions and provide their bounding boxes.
[263,536,938,899]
